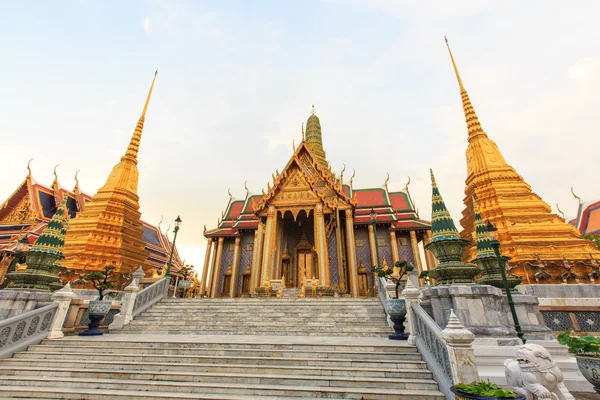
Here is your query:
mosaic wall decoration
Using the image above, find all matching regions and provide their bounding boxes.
[376,227,392,269]
[574,312,600,333]
[541,311,574,332]
[354,226,373,289]
[217,238,234,295]
[237,232,254,294]
[397,233,415,264]
[328,232,339,285]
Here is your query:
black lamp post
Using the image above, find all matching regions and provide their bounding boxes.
[486,221,526,344]
[1,235,30,289]
[370,208,381,296]
[166,216,182,277]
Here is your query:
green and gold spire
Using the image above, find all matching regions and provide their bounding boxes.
[472,197,495,259]
[430,169,460,243]
[305,105,328,169]
[30,193,69,257]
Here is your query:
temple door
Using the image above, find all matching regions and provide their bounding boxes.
[296,250,313,284]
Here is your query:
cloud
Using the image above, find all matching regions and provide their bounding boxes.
[143,17,152,34]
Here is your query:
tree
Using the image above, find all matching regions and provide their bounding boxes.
[178,265,195,280]
[373,260,415,299]
[583,234,600,250]
[85,265,118,300]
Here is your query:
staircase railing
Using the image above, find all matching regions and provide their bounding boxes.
[0,303,57,358]
[132,277,169,318]
[411,302,453,399]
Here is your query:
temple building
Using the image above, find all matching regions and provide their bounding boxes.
[202,110,433,298]
[0,71,183,285]
[569,192,600,236]
[445,39,600,283]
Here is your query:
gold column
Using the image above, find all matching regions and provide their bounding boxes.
[409,230,423,277]
[345,209,359,297]
[314,204,330,285]
[207,239,218,297]
[260,206,277,285]
[229,236,242,298]
[389,230,399,264]
[367,224,377,268]
[200,239,213,295]
[335,207,345,290]
[424,230,436,270]
[273,218,283,280]
[210,237,224,298]
[250,222,263,294]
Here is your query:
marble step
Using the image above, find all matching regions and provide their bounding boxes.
[26,344,417,359]
[38,339,409,353]
[0,366,438,390]
[128,320,388,327]
[137,312,386,318]
[116,330,390,337]
[13,351,423,365]
[1,358,429,377]
[0,376,445,399]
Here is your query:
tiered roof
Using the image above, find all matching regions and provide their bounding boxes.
[205,111,430,238]
[570,195,600,236]
[0,170,183,272]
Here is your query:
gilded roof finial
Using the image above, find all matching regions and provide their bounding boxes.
[292,138,295,152]
[26,158,33,180]
[430,168,437,188]
[301,122,305,141]
[244,180,251,196]
[350,168,356,188]
[340,163,346,182]
[404,176,411,190]
[556,203,565,221]
[312,104,315,115]
[228,187,233,202]
[157,215,163,231]
[74,170,80,189]
[571,187,581,204]
[444,37,486,142]
[384,172,390,189]
[124,70,158,163]
[53,164,60,183]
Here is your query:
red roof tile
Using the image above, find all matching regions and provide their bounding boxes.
[354,189,388,207]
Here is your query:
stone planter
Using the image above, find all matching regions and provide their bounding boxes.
[384,299,408,340]
[576,355,600,393]
[450,387,526,400]
[79,300,112,336]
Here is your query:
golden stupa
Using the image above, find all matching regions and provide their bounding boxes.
[444,39,599,282]
[62,71,158,276]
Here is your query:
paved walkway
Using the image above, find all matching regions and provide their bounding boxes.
[574,393,600,400]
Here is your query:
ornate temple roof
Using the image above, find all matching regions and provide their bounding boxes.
[472,197,495,259]
[0,169,183,273]
[570,196,600,236]
[429,169,460,243]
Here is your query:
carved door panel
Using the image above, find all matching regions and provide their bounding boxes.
[296,251,313,284]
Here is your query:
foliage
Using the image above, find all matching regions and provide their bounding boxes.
[373,260,415,298]
[557,330,600,356]
[85,265,118,300]
[419,270,431,285]
[454,380,517,398]
[583,234,600,250]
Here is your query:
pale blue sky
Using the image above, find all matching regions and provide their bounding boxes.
[1,1,599,270]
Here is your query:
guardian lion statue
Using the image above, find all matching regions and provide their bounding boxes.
[504,343,573,400]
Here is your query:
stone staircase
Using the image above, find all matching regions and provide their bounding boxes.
[0,297,445,399]
[122,297,394,337]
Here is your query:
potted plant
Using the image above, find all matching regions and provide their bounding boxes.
[557,329,600,393]
[176,264,194,297]
[373,260,415,340]
[452,380,524,399]
[79,265,118,336]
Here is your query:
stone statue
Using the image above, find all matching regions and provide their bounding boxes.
[504,343,574,400]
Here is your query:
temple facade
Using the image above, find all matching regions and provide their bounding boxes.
[444,39,600,283]
[203,111,433,298]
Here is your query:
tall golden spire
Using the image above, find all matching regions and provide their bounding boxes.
[446,38,600,274]
[444,37,486,142]
[124,69,158,164]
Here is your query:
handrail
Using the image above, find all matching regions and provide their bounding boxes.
[412,302,454,400]
[377,276,390,306]
[132,277,169,318]
[0,303,57,359]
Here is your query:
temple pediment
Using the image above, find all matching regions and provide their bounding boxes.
[254,143,353,217]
